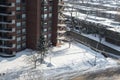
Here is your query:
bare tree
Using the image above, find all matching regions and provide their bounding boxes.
[24,51,39,69]
[24,35,48,68]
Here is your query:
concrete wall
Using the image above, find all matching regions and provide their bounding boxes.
[67,31,120,56]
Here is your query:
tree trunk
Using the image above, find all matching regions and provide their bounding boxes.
[34,60,37,68]
[41,53,43,64]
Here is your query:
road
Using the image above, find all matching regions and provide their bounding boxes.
[72,66,120,80]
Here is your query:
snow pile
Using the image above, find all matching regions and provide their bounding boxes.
[0,41,118,80]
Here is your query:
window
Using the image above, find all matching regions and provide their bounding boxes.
[48,27,51,30]
[12,36,16,40]
[16,14,21,19]
[16,0,21,3]
[22,43,26,48]
[16,22,21,27]
[44,35,47,38]
[48,21,52,26]
[12,20,15,24]
[44,6,48,11]
[22,28,26,33]
[49,6,52,11]
[17,37,21,42]
[16,7,21,11]
[17,30,21,34]
[22,6,26,11]
[44,0,48,4]
[21,0,25,3]
[22,14,26,19]
[43,22,47,27]
[42,14,47,20]
[44,28,47,32]
[13,44,16,48]
[49,13,52,18]
[22,22,26,27]
[44,22,47,25]
[44,14,47,19]
[49,0,53,5]
[22,36,26,40]
[48,33,51,38]
[17,44,21,49]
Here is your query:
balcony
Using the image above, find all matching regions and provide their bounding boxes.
[0,11,15,16]
[0,28,15,33]
[0,37,12,41]
[0,20,15,24]
[0,2,15,7]
[0,43,15,49]
[0,35,15,40]
[0,44,12,49]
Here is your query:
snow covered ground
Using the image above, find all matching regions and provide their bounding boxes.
[0,41,119,80]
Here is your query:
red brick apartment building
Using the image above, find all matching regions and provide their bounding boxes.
[0,0,58,55]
